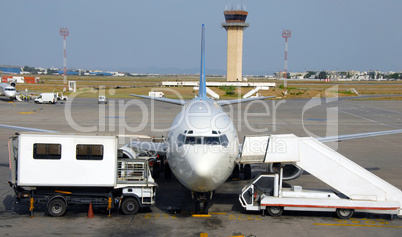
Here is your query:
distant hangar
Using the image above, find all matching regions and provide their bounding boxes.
[0,66,21,74]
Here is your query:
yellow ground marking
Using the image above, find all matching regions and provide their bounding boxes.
[314,223,402,228]
[192,214,211,217]
[18,111,35,114]
[8,101,16,106]
[200,233,208,237]
[209,212,227,215]
[18,107,46,114]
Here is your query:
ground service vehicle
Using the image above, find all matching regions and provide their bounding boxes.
[34,93,57,104]
[240,173,401,219]
[148,91,165,98]
[98,96,108,104]
[239,134,402,219]
[56,92,68,101]
[8,133,157,217]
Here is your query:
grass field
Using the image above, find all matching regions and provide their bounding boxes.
[14,74,402,100]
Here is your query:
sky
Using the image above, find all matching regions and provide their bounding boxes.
[1,0,401,75]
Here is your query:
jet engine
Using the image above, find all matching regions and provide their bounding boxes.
[268,163,303,181]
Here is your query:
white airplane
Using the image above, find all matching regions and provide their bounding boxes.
[1,25,401,214]
[0,82,17,101]
[128,25,402,213]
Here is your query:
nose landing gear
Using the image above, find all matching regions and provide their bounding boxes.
[193,192,212,214]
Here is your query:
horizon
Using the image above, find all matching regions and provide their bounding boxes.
[1,1,401,75]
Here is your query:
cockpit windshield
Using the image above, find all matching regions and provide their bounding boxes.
[204,137,220,145]
[185,136,202,145]
[179,134,229,147]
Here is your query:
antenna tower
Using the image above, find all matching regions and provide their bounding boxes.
[282,29,291,90]
[60,27,69,91]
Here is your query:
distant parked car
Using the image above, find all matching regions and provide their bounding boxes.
[98,96,108,104]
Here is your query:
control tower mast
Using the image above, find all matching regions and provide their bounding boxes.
[222,9,249,82]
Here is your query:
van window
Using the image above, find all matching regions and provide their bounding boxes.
[33,144,61,159]
[76,144,103,160]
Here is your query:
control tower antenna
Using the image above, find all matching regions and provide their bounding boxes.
[60,27,69,91]
[222,8,249,82]
[282,29,291,90]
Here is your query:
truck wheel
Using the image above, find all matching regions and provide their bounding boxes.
[336,208,354,219]
[267,206,283,217]
[121,197,139,215]
[47,198,67,217]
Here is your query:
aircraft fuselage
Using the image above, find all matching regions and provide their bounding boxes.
[0,83,17,100]
[166,98,239,193]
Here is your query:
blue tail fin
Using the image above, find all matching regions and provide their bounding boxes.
[198,24,207,99]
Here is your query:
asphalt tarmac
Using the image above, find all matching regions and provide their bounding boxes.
[0,96,401,236]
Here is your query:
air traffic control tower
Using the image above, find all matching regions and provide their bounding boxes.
[222,10,249,82]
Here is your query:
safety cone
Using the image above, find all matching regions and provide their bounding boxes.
[88,202,94,218]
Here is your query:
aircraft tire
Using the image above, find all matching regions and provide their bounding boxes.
[244,164,252,180]
[164,164,171,179]
[232,164,240,179]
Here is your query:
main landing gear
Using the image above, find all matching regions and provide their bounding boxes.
[232,164,252,180]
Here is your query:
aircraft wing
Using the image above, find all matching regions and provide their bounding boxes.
[217,96,276,106]
[316,129,402,143]
[130,94,186,105]
[238,129,402,155]
[0,124,58,133]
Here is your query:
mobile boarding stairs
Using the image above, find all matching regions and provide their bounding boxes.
[239,134,402,218]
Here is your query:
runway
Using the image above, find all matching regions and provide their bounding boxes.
[0,97,401,236]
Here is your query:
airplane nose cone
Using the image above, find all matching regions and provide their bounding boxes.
[187,151,229,192]
[6,91,16,97]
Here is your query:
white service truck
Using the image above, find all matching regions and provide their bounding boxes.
[148,91,164,98]
[34,93,57,104]
[8,133,157,217]
[239,172,401,219]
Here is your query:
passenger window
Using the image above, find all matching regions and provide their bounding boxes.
[33,144,61,160]
[76,144,103,160]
